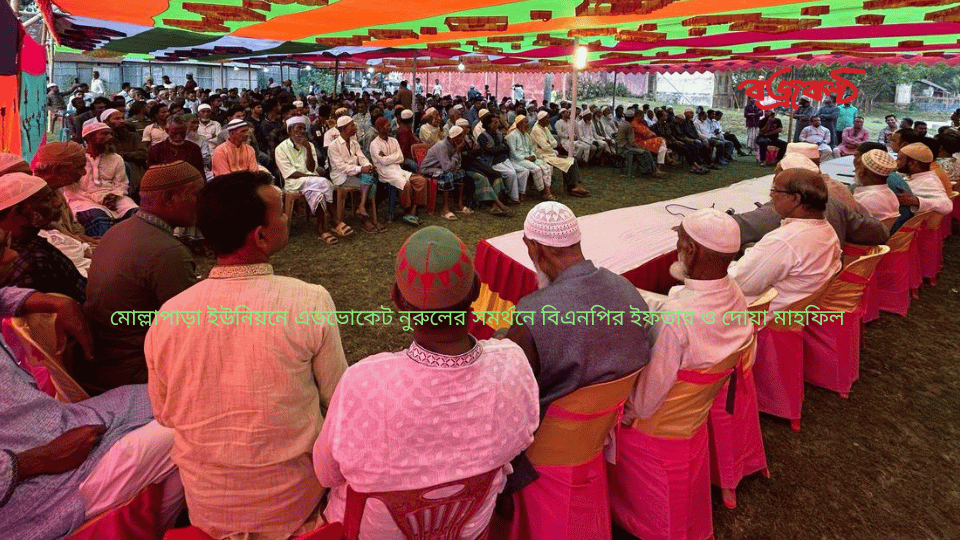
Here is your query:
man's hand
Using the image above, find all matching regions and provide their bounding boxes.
[101,194,118,211]
[16,425,107,478]
[526,156,536,162]
[896,190,920,208]
[378,150,387,157]
[360,165,374,174]
[22,293,95,361]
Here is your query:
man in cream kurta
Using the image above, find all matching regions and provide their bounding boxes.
[555,110,592,164]
[274,116,334,221]
[530,112,590,197]
[369,117,428,225]
[146,172,348,540]
[894,142,953,215]
[506,115,554,201]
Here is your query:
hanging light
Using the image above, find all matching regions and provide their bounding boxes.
[233,65,239,71]
[574,46,589,70]
[457,62,466,71]
[305,65,313,71]
[262,67,269,72]
[367,67,375,74]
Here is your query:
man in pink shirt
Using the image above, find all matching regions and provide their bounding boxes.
[834,116,870,157]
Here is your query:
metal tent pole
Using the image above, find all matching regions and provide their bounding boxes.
[612,71,617,111]
[569,41,579,160]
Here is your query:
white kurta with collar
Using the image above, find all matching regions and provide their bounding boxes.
[907,170,952,214]
[853,184,899,221]
[369,136,412,189]
[327,136,372,186]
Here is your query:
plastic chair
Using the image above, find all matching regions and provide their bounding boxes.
[874,212,927,316]
[344,469,499,540]
[939,191,958,242]
[164,521,345,540]
[500,370,640,540]
[916,210,948,285]
[411,143,438,214]
[803,245,889,398]
[7,307,89,403]
[610,335,755,540]
[283,190,310,233]
[707,289,777,509]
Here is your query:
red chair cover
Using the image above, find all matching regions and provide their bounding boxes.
[68,484,163,540]
[163,522,345,540]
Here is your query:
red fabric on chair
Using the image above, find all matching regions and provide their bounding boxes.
[753,324,804,430]
[708,362,767,490]
[917,212,946,281]
[68,483,163,540]
[164,522,345,540]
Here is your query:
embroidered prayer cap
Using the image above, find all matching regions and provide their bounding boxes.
[0,173,47,211]
[681,208,740,254]
[424,107,437,118]
[197,103,212,111]
[862,149,897,176]
[455,118,470,128]
[82,122,110,139]
[336,116,354,128]
[778,153,819,173]
[478,108,490,119]
[293,100,304,108]
[448,126,464,139]
[400,109,414,120]
[0,153,32,176]
[524,201,581,248]
[786,142,820,160]
[900,142,934,163]
[226,118,248,131]
[140,161,203,192]
[335,107,349,116]
[99,108,120,122]
[395,226,475,310]
[537,111,549,120]
[286,116,307,128]
[35,142,85,166]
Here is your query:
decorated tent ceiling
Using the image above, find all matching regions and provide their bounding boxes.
[38,0,960,71]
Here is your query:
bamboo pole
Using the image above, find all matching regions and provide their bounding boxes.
[569,40,579,159]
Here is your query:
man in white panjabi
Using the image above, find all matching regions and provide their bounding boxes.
[728,167,841,312]
[852,149,901,223]
[798,116,833,162]
[472,108,490,142]
[554,109,592,164]
[894,142,953,216]
[419,107,442,146]
[531,111,590,198]
[274,116,338,243]
[506,115,555,202]
[195,104,222,158]
[369,116,429,226]
[577,110,611,162]
[314,226,539,540]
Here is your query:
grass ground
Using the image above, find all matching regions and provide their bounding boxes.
[193,154,960,539]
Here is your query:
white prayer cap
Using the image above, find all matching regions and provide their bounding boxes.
[81,122,110,138]
[47,83,57,88]
[524,201,581,248]
[337,116,354,128]
[681,208,740,254]
[226,118,249,131]
[537,111,549,120]
[602,106,611,112]
[286,116,307,128]
[624,108,636,118]
[293,100,304,108]
[455,118,470,127]
[424,107,437,117]
[448,126,464,138]
[99,108,120,122]
[335,107,349,116]
[307,94,318,100]
[0,173,47,212]
[778,153,819,173]
[478,108,490,119]
[400,109,414,120]
[684,107,694,113]
[786,142,820,160]
[454,104,465,111]
[197,103,212,111]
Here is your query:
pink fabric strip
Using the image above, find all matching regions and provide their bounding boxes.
[840,272,870,285]
[546,399,627,421]
[677,368,731,385]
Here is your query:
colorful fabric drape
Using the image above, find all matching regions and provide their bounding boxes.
[1,3,47,164]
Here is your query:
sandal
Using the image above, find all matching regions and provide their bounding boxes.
[319,232,338,245]
[333,222,354,237]
[360,223,377,234]
[402,215,420,227]
[442,211,458,221]
[375,223,387,233]
[458,206,475,215]
[490,207,511,217]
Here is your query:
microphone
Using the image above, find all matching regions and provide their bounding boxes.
[754,201,763,208]
[726,208,736,215]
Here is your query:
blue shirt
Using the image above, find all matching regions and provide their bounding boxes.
[887,172,914,232]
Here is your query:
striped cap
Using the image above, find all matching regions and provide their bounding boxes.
[395,226,475,310]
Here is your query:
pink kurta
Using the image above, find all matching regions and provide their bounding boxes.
[212,141,259,176]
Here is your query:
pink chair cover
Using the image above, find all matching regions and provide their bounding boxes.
[753,325,804,425]
[917,215,945,281]
[707,364,767,489]
[609,425,713,540]
[874,247,912,317]
[802,274,869,397]
[67,483,163,540]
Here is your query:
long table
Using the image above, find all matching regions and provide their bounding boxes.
[469,175,777,338]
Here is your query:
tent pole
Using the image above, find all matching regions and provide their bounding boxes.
[495,71,498,101]
[612,71,617,111]
[247,63,252,90]
[412,55,417,103]
[334,58,340,96]
[569,40,579,161]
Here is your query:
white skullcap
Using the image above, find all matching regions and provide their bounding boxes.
[900,142,934,163]
[524,201,581,248]
[0,173,47,211]
[455,118,470,127]
[624,109,636,118]
[448,125,464,138]
[99,108,120,122]
[293,100,304,108]
[681,208,740,254]
[400,109,414,120]
[786,142,820,160]
[478,108,489,119]
[335,107,349,116]
[81,122,110,138]
[307,94,317,100]
[454,104,465,111]
[424,107,437,117]
[47,83,57,88]
[337,116,354,128]
[778,153,819,173]
[197,103,212,111]
[226,118,248,131]
[684,107,694,113]
[537,111,549,120]
[602,105,611,111]
[286,116,307,128]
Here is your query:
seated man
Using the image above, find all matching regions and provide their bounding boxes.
[314,226,539,540]
[554,109,592,165]
[729,167,841,311]
[478,114,530,208]
[834,116,870,158]
[64,122,139,237]
[0,285,183,540]
[627,208,751,415]
[577,111,611,163]
[79,162,202,393]
[145,171,348,540]
[853,149,901,223]
[146,115,205,176]
[631,110,669,175]
[651,111,709,175]
[755,110,788,164]
[696,110,733,165]
[0,173,88,302]
[212,119,264,176]
[713,111,749,157]
[530,112,590,197]
[30,144,99,248]
[420,126,469,221]
[894,142,953,216]
[798,115,833,161]
[615,109,657,176]
[327,116,382,234]
[274,116,338,242]
[369,117,429,226]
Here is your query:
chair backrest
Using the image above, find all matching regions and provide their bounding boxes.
[747,288,778,320]
[884,210,928,253]
[921,209,946,231]
[525,369,641,467]
[811,245,890,314]
[344,468,500,540]
[633,334,755,439]
[411,143,430,168]
[9,312,89,403]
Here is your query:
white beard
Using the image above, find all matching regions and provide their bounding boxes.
[669,259,689,282]
[532,260,552,290]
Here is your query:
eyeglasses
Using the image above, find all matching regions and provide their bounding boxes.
[769,188,797,195]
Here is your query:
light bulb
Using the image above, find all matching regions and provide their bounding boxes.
[458,62,465,71]
[574,46,588,69]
